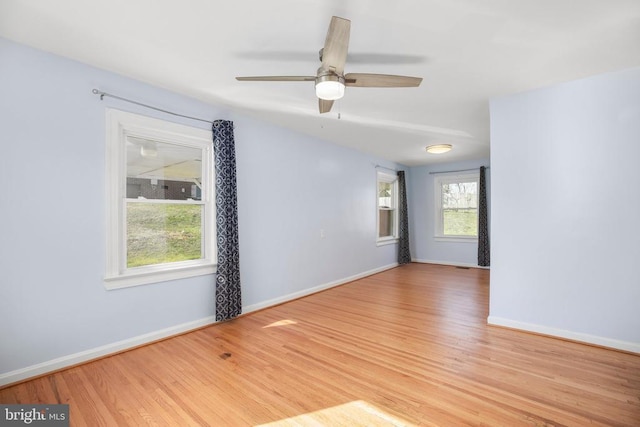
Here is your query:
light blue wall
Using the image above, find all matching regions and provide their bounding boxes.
[0,38,401,379]
[489,67,640,352]
[408,159,490,267]
[235,116,401,308]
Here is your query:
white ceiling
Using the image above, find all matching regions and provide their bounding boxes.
[2,0,640,166]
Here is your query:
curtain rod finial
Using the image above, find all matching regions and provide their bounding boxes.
[92,88,105,100]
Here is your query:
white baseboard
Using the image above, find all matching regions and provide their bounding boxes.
[0,316,217,387]
[412,258,489,269]
[243,262,399,314]
[1,263,399,387]
[487,316,640,354]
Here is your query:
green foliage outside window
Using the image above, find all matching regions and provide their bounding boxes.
[127,203,202,267]
[443,209,478,236]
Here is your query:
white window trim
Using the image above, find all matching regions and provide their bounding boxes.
[105,109,216,290]
[434,172,479,242]
[377,171,399,245]
[377,238,399,247]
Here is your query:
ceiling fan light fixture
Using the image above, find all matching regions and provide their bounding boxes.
[236,17,422,114]
[315,74,345,100]
[425,144,452,154]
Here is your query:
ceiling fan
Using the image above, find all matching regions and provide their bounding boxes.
[236,16,423,114]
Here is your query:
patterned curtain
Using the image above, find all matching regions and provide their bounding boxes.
[212,120,241,321]
[397,171,411,264]
[478,166,490,266]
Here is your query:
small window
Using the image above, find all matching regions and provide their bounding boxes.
[105,110,215,289]
[434,173,479,240]
[377,171,398,244]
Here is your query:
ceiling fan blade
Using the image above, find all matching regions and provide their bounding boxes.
[321,16,351,74]
[236,76,316,82]
[344,73,423,88]
[319,98,334,114]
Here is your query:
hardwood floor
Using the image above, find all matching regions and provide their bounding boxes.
[2,263,639,426]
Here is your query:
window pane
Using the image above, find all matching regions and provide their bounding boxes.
[378,181,392,208]
[442,181,477,209]
[441,180,478,236]
[379,209,395,238]
[126,137,202,201]
[443,208,478,236]
[127,203,202,267]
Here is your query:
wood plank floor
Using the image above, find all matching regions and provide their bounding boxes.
[2,263,639,426]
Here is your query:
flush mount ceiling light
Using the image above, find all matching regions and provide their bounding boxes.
[128,136,159,158]
[140,145,158,158]
[315,74,346,100]
[425,144,452,154]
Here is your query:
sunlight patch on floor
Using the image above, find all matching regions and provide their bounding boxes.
[262,319,298,328]
[256,400,413,426]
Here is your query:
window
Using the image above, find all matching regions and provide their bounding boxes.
[434,173,479,240]
[377,171,398,244]
[105,109,215,289]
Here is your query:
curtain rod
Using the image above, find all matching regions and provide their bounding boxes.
[92,89,214,125]
[429,166,489,175]
[375,164,399,172]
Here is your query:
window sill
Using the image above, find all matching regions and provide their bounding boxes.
[377,238,399,247]
[105,262,216,290]
[434,236,478,243]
